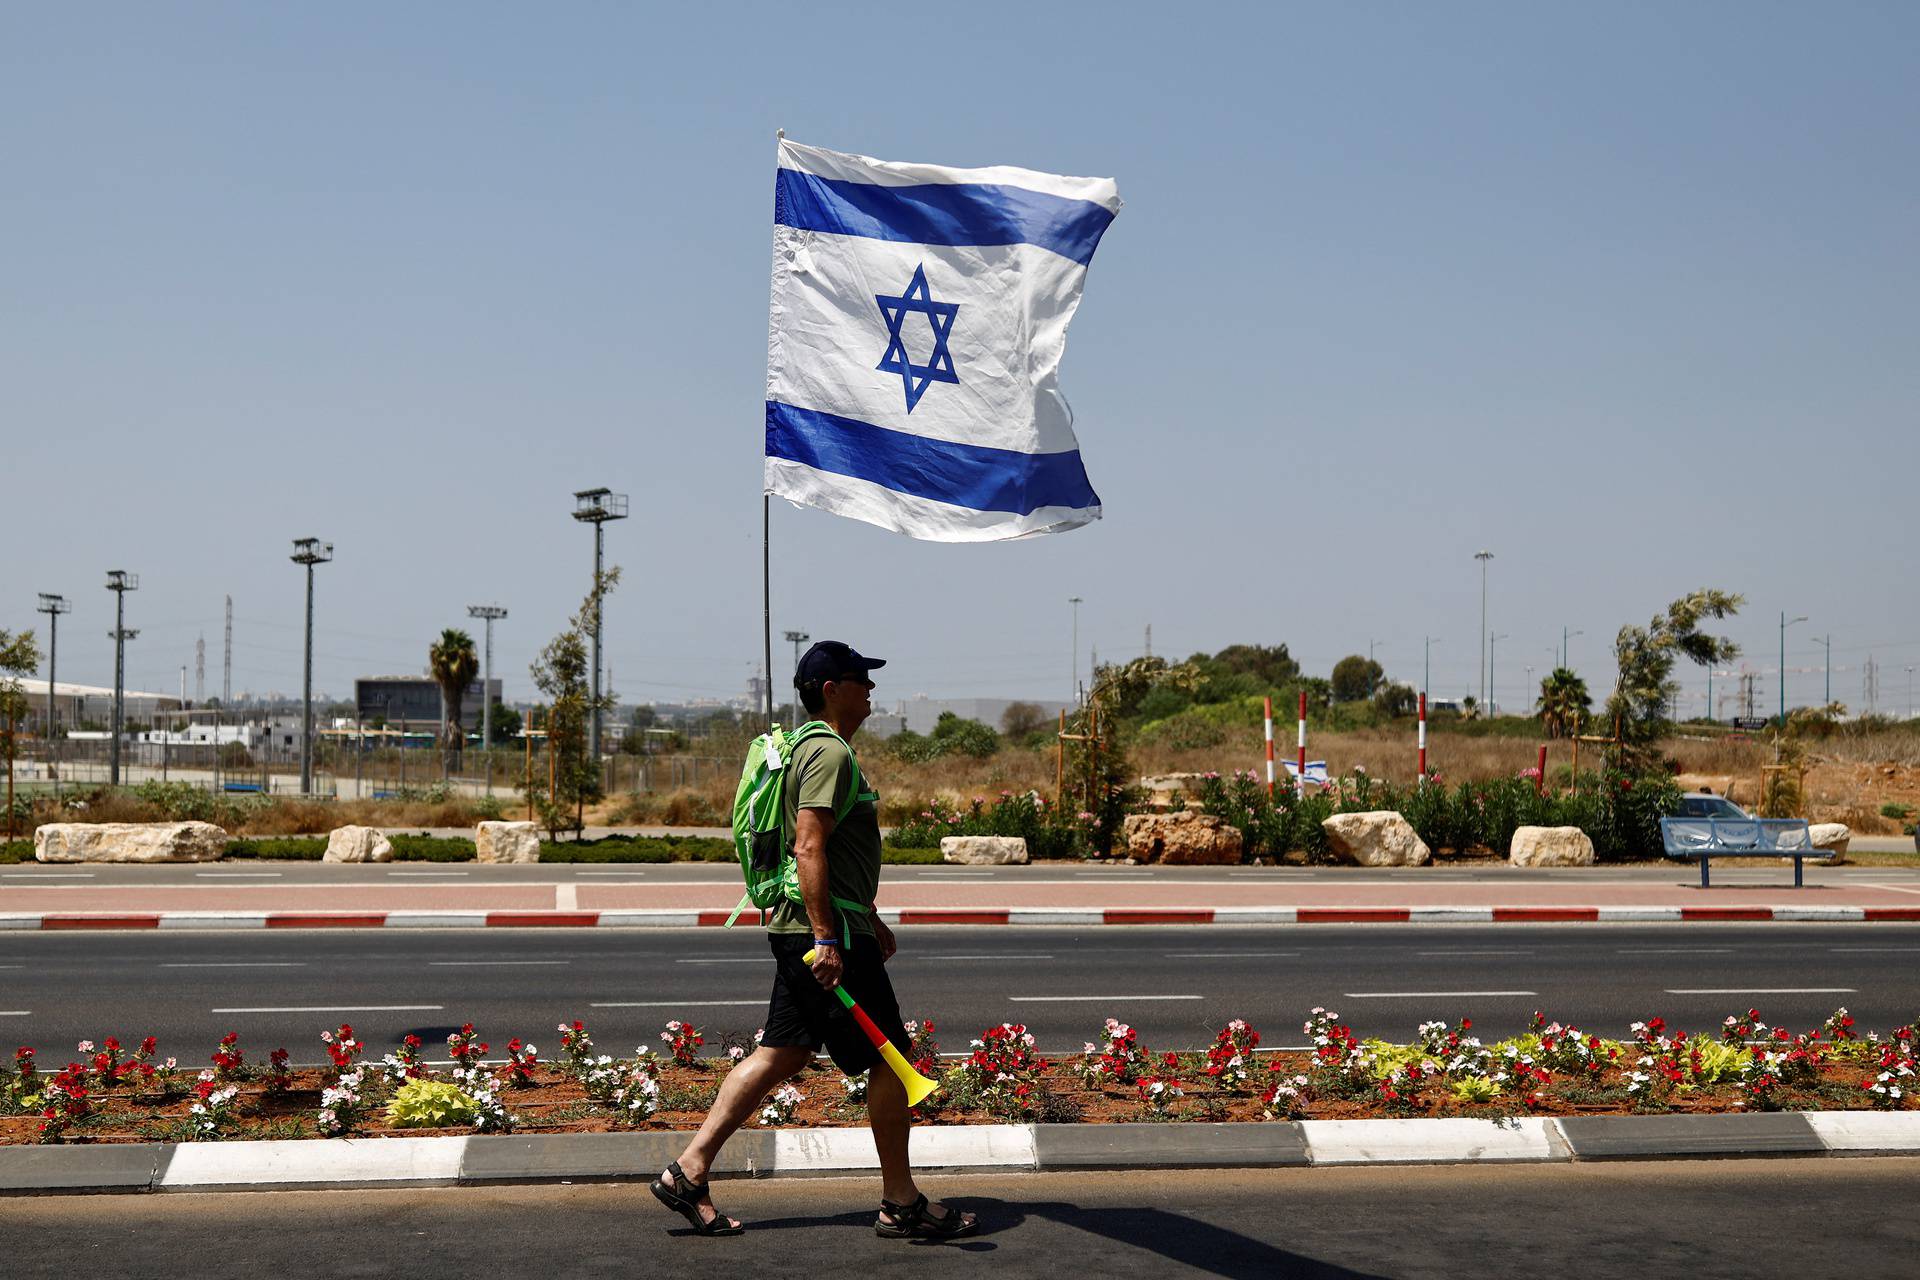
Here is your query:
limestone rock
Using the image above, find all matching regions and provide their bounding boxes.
[1121,811,1243,865]
[1138,773,1213,809]
[1322,811,1431,867]
[324,825,393,863]
[941,836,1029,865]
[35,821,228,864]
[1509,825,1596,867]
[1807,822,1850,857]
[476,821,541,864]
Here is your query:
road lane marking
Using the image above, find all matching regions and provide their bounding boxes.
[194,873,284,879]
[1664,988,1857,995]
[591,1000,765,1008]
[1860,883,1920,896]
[1344,991,1536,998]
[908,953,1057,961]
[675,958,769,965]
[1417,949,1532,956]
[0,1011,29,1016]
[1168,952,1300,959]
[388,871,470,877]
[1008,994,1203,1004]
[576,870,651,876]
[213,1005,444,1013]
[428,960,570,967]
[163,962,306,969]
[2,873,93,879]
[1618,948,1734,954]
[1830,947,1920,953]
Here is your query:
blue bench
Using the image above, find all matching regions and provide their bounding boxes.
[221,782,264,794]
[1659,816,1826,888]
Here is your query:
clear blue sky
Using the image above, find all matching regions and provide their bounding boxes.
[5,2,1916,719]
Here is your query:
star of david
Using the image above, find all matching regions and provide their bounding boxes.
[874,263,960,413]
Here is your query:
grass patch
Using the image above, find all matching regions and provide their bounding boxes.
[0,840,31,864]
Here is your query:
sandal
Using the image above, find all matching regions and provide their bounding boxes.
[650,1161,744,1236]
[875,1192,978,1240]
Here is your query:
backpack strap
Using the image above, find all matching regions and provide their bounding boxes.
[780,722,876,948]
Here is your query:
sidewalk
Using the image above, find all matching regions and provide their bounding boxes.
[6,867,1920,928]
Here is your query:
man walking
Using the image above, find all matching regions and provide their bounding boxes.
[652,640,977,1240]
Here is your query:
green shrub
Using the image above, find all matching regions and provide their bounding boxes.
[887,793,1085,860]
[1880,802,1914,821]
[385,1079,479,1129]
[0,840,31,864]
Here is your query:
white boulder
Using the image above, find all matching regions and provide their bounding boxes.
[35,821,228,864]
[941,836,1029,865]
[1121,811,1245,865]
[1322,812,1431,867]
[1807,822,1851,858]
[1509,825,1596,867]
[476,821,541,864]
[324,825,393,863]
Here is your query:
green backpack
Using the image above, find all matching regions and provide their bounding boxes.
[726,720,877,944]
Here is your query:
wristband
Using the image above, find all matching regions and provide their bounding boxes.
[813,939,839,949]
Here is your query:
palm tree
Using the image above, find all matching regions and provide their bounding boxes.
[428,628,480,767]
[1536,667,1592,739]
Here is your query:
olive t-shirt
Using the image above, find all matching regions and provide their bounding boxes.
[764,733,882,938]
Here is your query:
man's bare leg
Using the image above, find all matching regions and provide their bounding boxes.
[866,1061,971,1230]
[666,1045,812,1226]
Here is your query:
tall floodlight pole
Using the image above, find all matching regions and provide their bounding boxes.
[1068,597,1083,706]
[36,594,70,794]
[105,571,139,786]
[290,539,333,795]
[1474,551,1494,714]
[782,630,809,722]
[1423,636,1438,701]
[468,604,507,792]
[1561,627,1583,670]
[1814,634,1831,708]
[1779,612,1807,723]
[572,489,628,763]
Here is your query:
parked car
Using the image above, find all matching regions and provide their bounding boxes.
[1677,792,1751,820]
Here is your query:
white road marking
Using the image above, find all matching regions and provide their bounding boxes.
[2,872,93,879]
[576,870,651,876]
[1009,995,1203,1002]
[195,872,283,879]
[555,883,578,911]
[1830,947,1920,953]
[1664,988,1857,995]
[163,962,306,969]
[0,1011,30,1016]
[590,1000,765,1008]
[1168,951,1300,959]
[1344,991,1537,998]
[1416,949,1532,956]
[388,871,469,877]
[674,958,770,965]
[1618,948,1734,955]
[213,1005,444,1013]
[428,960,570,967]
[912,953,1057,961]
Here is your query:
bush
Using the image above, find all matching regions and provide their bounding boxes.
[386,1078,478,1129]
[1881,802,1914,821]
[887,791,1086,860]
[0,840,31,864]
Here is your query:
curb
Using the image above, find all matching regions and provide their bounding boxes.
[5,905,1920,931]
[5,1112,1917,1195]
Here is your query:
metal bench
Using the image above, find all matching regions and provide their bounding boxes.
[1659,816,1825,888]
[221,782,264,794]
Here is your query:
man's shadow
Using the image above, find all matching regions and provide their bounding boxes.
[712,1197,1386,1279]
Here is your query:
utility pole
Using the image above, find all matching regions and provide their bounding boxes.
[195,635,205,704]
[572,488,627,763]
[36,594,69,794]
[222,595,232,703]
[782,630,810,723]
[1423,636,1437,702]
[1474,551,1494,715]
[1905,665,1914,720]
[1815,634,1831,708]
[105,571,139,786]
[1068,597,1084,706]
[1489,632,1508,718]
[1368,639,1384,696]
[290,538,333,795]
[1560,627,1582,670]
[468,604,507,793]
[1779,611,1807,723]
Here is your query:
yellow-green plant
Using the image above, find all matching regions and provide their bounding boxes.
[385,1078,478,1129]
[1687,1039,1746,1085]
[1449,1076,1498,1103]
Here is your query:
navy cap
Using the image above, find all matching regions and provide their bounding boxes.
[794,640,887,689]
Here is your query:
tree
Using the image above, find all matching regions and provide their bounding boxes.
[1605,589,1743,770]
[527,570,619,838]
[1,628,41,841]
[1000,701,1047,739]
[1207,643,1301,689]
[930,712,999,758]
[1330,655,1383,703]
[1536,668,1592,739]
[428,628,480,766]
[476,701,521,746]
[1371,681,1417,718]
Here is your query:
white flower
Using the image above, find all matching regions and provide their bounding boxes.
[77,1040,95,1053]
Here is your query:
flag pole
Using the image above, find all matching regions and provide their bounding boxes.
[763,127,784,733]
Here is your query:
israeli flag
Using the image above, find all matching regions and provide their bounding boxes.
[765,139,1120,541]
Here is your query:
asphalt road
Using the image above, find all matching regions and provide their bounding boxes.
[4,923,1918,1062]
[5,1161,1916,1278]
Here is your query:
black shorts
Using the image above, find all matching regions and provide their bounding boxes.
[761,932,911,1075]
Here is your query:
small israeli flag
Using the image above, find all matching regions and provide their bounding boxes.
[765,139,1120,541]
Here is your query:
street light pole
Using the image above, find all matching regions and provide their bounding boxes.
[468,604,507,793]
[1068,597,1084,706]
[1489,633,1508,718]
[572,489,628,764]
[1560,627,1583,670]
[1779,612,1807,723]
[36,593,69,795]
[782,630,810,723]
[1368,639,1384,697]
[1474,551,1494,714]
[290,539,333,795]
[1423,636,1437,702]
[105,571,139,786]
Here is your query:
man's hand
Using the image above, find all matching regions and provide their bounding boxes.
[874,916,897,962]
[809,944,844,990]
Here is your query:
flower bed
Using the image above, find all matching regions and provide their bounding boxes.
[3,1008,1911,1145]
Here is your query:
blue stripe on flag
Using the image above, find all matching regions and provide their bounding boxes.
[774,169,1114,266]
[766,401,1099,516]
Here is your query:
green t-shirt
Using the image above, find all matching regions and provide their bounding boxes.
[765,733,882,938]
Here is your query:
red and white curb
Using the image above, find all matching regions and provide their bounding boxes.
[6,1113,1920,1194]
[3,904,1919,930]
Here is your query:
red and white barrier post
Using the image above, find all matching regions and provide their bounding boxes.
[1263,696,1275,796]
[1417,692,1428,784]
[1296,690,1308,794]
[1536,743,1548,796]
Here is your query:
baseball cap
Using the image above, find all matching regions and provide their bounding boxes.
[794,640,887,689]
